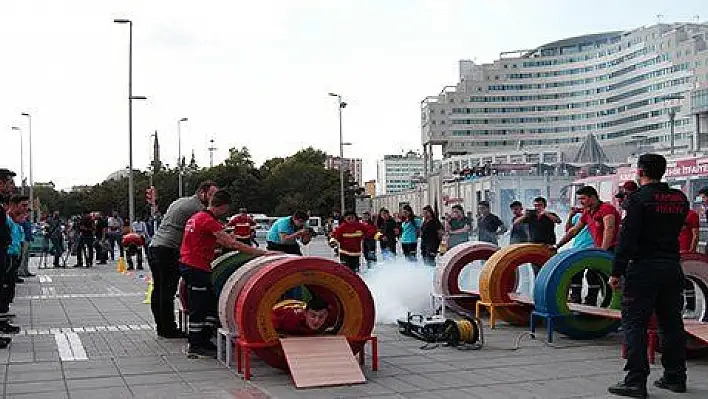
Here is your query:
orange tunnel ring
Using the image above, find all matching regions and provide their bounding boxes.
[235,256,375,369]
[478,243,555,325]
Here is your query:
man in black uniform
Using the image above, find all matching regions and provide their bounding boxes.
[608,154,688,398]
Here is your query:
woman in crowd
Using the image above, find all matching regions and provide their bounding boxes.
[399,205,422,261]
[420,205,443,266]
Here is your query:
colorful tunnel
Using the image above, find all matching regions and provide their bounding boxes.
[208,254,375,370]
[478,244,555,325]
[533,248,622,339]
[434,241,499,314]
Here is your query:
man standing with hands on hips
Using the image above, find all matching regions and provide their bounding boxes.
[607,154,689,398]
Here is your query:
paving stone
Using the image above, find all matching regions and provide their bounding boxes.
[69,386,133,399]
[5,380,67,395]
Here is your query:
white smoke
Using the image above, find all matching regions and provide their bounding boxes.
[362,258,435,324]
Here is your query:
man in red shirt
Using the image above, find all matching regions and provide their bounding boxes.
[329,211,380,273]
[555,185,621,305]
[271,296,329,336]
[180,190,272,358]
[122,233,145,270]
[228,208,256,246]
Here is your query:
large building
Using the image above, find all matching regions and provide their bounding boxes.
[421,22,708,174]
[325,155,363,186]
[376,151,425,195]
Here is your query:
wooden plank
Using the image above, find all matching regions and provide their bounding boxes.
[508,293,534,305]
[567,303,621,319]
[280,336,366,389]
[685,322,708,344]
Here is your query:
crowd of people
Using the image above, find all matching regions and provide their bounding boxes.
[0,153,703,395]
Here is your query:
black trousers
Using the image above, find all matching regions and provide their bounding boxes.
[107,231,124,260]
[380,238,396,255]
[182,266,217,347]
[126,247,143,270]
[266,241,302,255]
[148,246,182,335]
[401,242,417,261]
[0,255,19,313]
[421,245,438,267]
[77,235,94,266]
[622,259,686,386]
[340,254,361,273]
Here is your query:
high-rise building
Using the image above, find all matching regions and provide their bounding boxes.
[325,155,363,186]
[422,23,708,172]
[376,151,425,195]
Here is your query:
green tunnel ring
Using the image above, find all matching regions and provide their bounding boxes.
[534,248,622,339]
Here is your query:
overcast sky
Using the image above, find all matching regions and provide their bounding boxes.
[1,0,705,190]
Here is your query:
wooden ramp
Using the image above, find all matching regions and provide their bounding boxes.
[567,303,621,319]
[280,336,366,389]
[685,320,708,345]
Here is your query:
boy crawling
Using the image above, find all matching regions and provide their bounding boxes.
[271,296,329,335]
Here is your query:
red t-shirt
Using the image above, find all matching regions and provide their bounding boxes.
[271,300,320,335]
[679,210,700,252]
[580,202,621,249]
[228,214,255,239]
[180,210,224,271]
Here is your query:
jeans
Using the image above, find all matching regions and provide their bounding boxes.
[17,241,31,276]
[107,231,124,260]
[50,236,64,266]
[622,259,686,386]
[181,265,217,347]
[148,246,182,335]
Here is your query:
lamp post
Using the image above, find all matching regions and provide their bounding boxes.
[177,117,188,197]
[662,94,685,156]
[11,126,24,195]
[114,18,147,224]
[20,113,33,221]
[328,93,348,212]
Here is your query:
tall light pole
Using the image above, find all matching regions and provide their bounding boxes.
[114,18,147,224]
[328,93,348,212]
[20,113,33,221]
[177,117,188,197]
[11,126,24,195]
[662,94,685,156]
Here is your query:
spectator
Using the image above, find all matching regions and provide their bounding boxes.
[16,218,34,279]
[446,205,471,248]
[399,205,422,261]
[376,208,398,257]
[361,211,378,267]
[508,201,529,244]
[74,211,95,268]
[106,211,123,260]
[420,205,443,266]
[476,201,506,245]
[513,197,561,245]
[46,211,64,268]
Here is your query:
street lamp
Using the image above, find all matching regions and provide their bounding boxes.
[10,126,24,195]
[20,113,33,221]
[177,117,188,197]
[662,94,685,155]
[114,18,147,224]
[328,93,348,212]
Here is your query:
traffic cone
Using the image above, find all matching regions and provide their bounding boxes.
[117,257,127,273]
[142,281,154,304]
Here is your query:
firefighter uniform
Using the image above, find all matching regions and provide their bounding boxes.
[613,182,688,390]
[330,221,380,273]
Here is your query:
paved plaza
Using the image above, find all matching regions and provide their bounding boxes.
[2,239,707,398]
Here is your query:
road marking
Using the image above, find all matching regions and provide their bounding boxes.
[19,324,155,336]
[66,332,88,360]
[54,332,74,360]
[15,293,142,300]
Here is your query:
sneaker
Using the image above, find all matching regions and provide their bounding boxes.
[0,337,10,349]
[654,377,687,393]
[0,323,21,334]
[607,381,647,398]
[187,345,217,359]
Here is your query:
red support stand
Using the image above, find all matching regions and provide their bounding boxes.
[234,335,378,380]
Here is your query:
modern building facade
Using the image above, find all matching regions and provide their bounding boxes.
[376,151,425,195]
[325,155,363,186]
[422,22,708,175]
